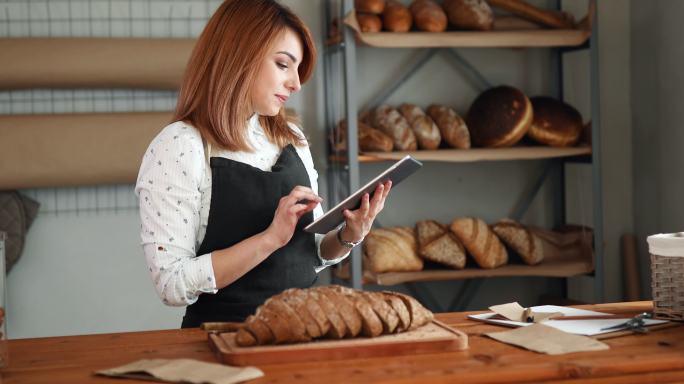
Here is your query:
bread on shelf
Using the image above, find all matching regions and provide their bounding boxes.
[399,103,441,149]
[492,218,544,265]
[382,0,413,32]
[355,0,386,14]
[363,226,423,273]
[409,0,448,32]
[450,217,508,269]
[466,85,533,148]
[426,104,471,149]
[371,105,418,150]
[357,13,383,32]
[443,0,494,31]
[416,220,467,269]
[528,96,583,147]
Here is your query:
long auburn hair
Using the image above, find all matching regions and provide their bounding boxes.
[173,0,316,151]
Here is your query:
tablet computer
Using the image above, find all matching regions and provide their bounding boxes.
[304,155,423,234]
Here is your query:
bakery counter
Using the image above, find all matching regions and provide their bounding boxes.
[2,301,683,383]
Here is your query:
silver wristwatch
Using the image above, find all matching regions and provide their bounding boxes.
[336,225,362,249]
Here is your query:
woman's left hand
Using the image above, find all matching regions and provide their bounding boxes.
[340,180,392,243]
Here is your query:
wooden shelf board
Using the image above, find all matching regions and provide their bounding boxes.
[357,146,591,163]
[364,258,594,286]
[343,12,591,49]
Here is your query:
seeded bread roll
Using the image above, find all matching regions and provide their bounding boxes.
[357,12,383,32]
[409,0,448,32]
[450,217,508,269]
[363,227,423,273]
[443,0,494,31]
[466,86,533,148]
[492,219,544,265]
[528,96,583,147]
[382,0,413,32]
[371,105,417,150]
[355,0,386,14]
[399,103,441,149]
[426,105,471,149]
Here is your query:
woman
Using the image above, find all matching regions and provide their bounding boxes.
[135,0,391,328]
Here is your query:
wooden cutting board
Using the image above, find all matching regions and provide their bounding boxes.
[209,320,468,366]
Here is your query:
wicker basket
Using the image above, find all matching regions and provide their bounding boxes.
[648,233,684,321]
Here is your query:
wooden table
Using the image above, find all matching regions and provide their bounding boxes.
[1,301,683,383]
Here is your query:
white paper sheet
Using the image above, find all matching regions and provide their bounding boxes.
[468,305,668,336]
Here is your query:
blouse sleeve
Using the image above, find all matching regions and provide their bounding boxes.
[289,123,350,272]
[135,123,218,306]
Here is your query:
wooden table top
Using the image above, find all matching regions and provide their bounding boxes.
[1,301,683,383]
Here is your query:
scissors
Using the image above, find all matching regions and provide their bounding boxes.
[600,312,652,333]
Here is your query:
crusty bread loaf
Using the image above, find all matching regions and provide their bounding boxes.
[488,0,575,29]
[409,0,447,32]
[236,286,433,346]
[443,0,494,31]
[466,86,533,148]
[331,119,394,153]
[363,227,423,273]
[355,0,386,14]
[422,232,467,269]
[416,220,447,249]
[492,219,544,265]
[382,0,413,32]
[371,105,418,151]
[426,105,471,149]
[357,12,383,32]
[450,217,508,269]
[528,96,583,147]
[399,104,441,149]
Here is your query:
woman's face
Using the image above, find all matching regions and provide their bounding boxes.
[250,28,303,116]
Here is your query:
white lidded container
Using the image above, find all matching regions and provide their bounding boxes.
[647,233,684,320]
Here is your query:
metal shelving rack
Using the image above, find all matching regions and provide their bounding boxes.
[322,0,604,308]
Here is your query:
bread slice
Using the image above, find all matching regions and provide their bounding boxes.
[360,291,400,334]
[237,315,275,347]
[382,292,411,332]
[416,220,447,249]
[421,232,467,269]
[450,217,508,269]
[255,306,295,344]
[235,328,257,347]
[384,291,434,330]
[329,286,383,338]
[492,219,544,265]
[308,290,346,339]
[261,298,310,343]
[276,288,322,338]
[363,227,423,273]
[314,287,362,338]
[466,85,532,148]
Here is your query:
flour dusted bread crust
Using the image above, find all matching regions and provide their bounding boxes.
[371,105,418,150]
[236,286,434,346]
[450,217,508,269]
[399,103,441,149]
[528,96,583,147]
[416,220,467,269]
[363,227,423,273]
[409,0,448,32]
[466,86,533,148]
[492,219,544,265]
[443,0,494,31]
[426,104,471,149]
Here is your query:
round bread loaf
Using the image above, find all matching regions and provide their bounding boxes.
[528,97,583,147]
[355,0,386,14]
[357,13,383,32]
[409,0,447,32]
[466,86,532,148]
[382,0,413,32]
[443,0,494,31]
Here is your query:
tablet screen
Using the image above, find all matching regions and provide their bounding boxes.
[304,156,422,234]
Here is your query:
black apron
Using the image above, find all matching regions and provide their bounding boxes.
[181,144,318,327]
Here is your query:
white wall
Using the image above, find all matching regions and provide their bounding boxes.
[5,0,634,338]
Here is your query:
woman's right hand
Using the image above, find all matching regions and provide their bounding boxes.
[264,186,322,249]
